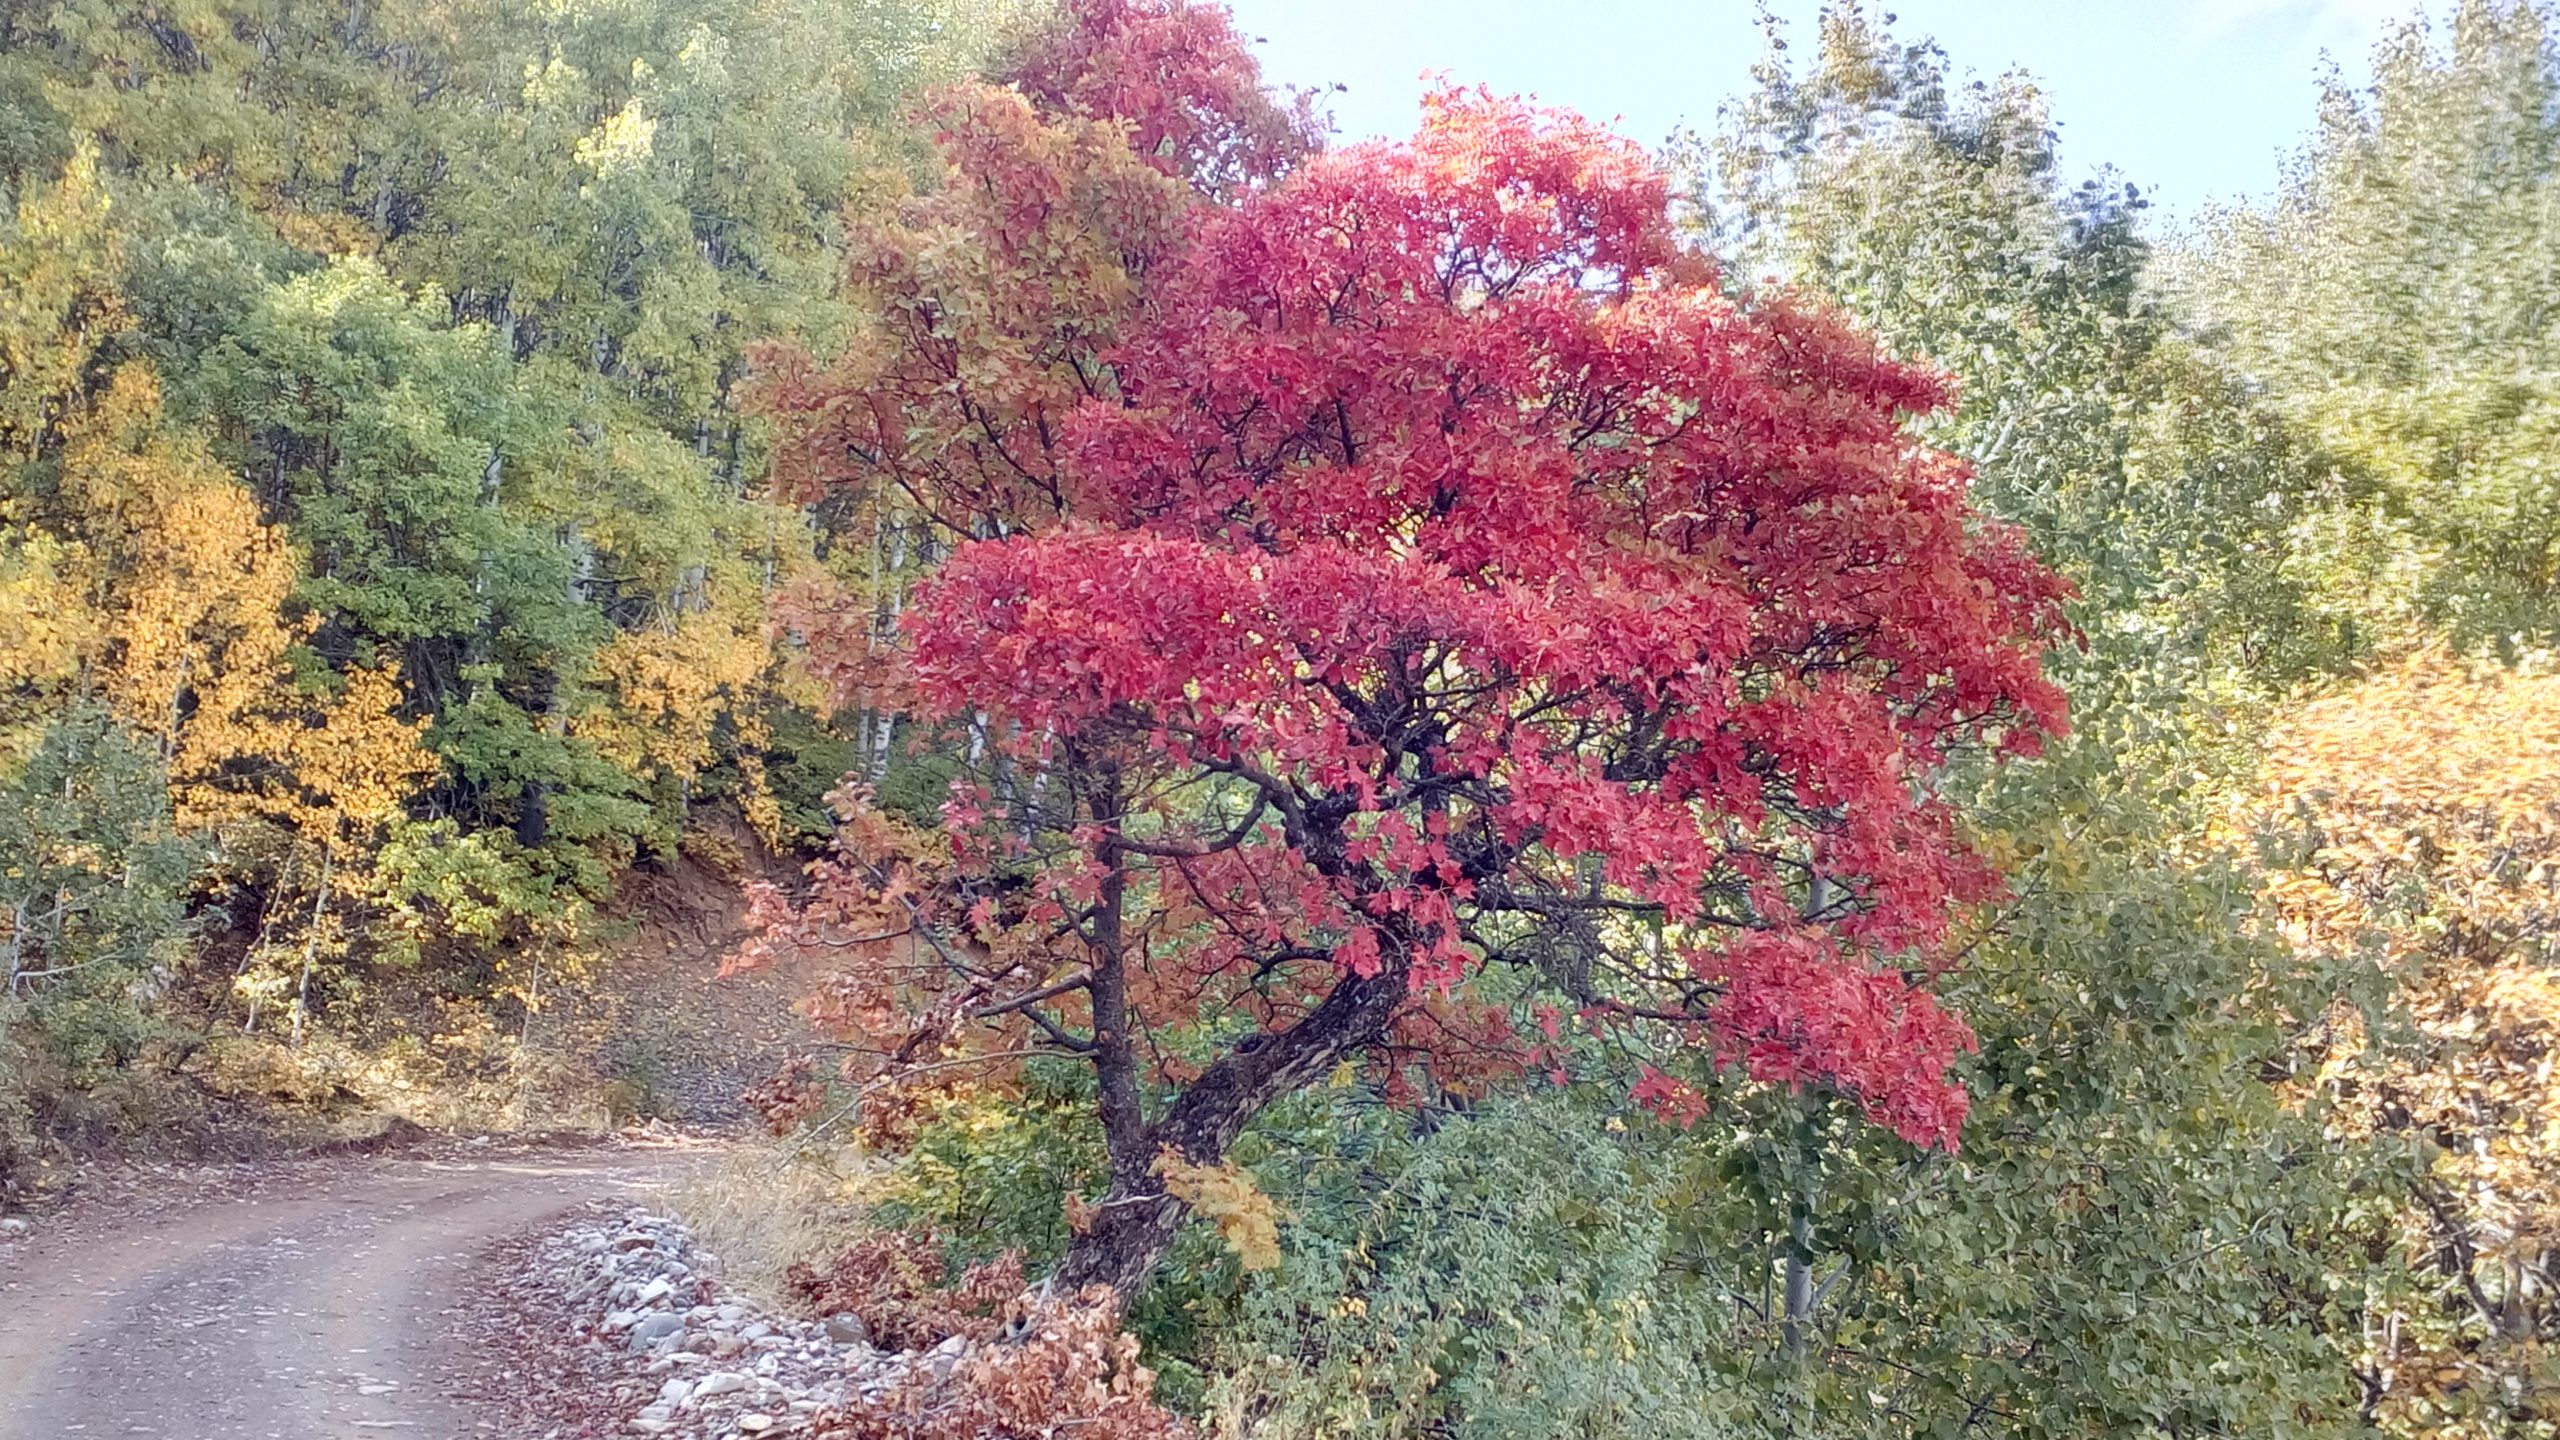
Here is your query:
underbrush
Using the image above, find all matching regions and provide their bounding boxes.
[0,816,800,1206]
[664,1135,880,1305]
[0,1006,627,1205]
[0,945,664,1205]
[663,1132,1193,1440]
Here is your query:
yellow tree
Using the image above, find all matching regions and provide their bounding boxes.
[0,142,117,751]
[2253,650,2560,1435]
[579,574,801,845]
[62,368,432,832]
[2,144,436,1034]
[0,141,119,460]
[60,367,434,1036]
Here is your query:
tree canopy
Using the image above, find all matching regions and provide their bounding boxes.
[5,2,2558,1436]
[743,0,2072,1304]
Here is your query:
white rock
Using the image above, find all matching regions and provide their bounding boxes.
[627,1312,686,1349]
[527,1209,895,1439]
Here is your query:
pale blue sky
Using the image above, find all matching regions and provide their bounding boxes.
[1222,0,2444,222]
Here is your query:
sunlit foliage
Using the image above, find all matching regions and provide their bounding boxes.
[2177,0,2560,656]
[2251,652,2560,1435]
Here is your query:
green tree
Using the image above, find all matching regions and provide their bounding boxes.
[2175,0,2560,654]
[190,258,638,847]
[1687,3,2336,717]
[0,0,1024,1054]
[1196,761,2371,1440]
[0,708,194,1081]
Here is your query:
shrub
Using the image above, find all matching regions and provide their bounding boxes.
[787,1225,1026,1352]
[0,712,194,1077]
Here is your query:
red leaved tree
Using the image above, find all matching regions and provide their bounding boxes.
[745,0,2070,1296]
[1001,0,1320,196]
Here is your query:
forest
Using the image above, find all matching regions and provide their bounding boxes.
[1,0,2557,1435]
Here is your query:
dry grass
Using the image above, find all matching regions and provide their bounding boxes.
[664,1135,881,1308]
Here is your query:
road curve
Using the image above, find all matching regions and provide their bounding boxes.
[0,1140,696,1439]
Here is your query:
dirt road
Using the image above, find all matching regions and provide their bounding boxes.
[0,1140,700,1438]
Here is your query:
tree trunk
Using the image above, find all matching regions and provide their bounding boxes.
[290,841,334,1048]
[1781,1207,1814,1362]
[1046,748,1426,1297]
[519,524,593,848]
[516,773,549,847]
[5,899,29,997]
[1086,771,1149,1191]
[1053,961,1407,1296]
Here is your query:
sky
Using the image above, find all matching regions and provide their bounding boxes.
[1220,0,2443,223]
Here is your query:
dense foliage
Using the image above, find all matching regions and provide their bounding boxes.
[0,0,1020,1141]
[0,707,195,1160]
[743,0,2075,1302]
[2252,652,2560,1435]
[745,4,2545,1436]
[6,0,2559,1436]
[2177,1,2560,655]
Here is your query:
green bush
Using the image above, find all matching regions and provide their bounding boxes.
[0,710,196,1177]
